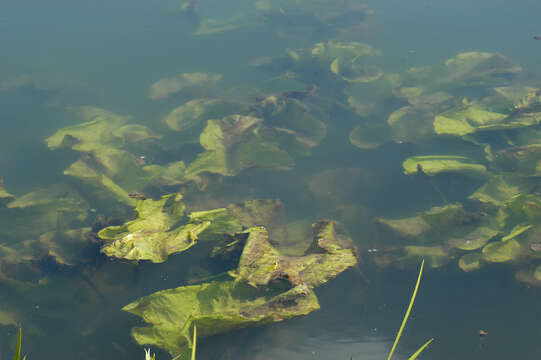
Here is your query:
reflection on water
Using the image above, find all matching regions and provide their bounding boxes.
[1,0,541,359]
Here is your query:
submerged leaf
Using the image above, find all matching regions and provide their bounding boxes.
[349,122,392,149]
[440,52,521,87]
[482,239,521,263]
[99,194,210,263]
[124,279,318,357]
[164,98,245,132]
[433,99,540,136]
[458,253,483,272]
[149,73,222,100]
[40,227,94,266]
[46,106,130,152]
[0,177,15,206]
[447,226,499,250]
[123,220,356,355]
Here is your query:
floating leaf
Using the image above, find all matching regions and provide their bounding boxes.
[458,253,483,272]
[0,177,15,206]
[402,155,486,176]
[149,73,222,100]
[46,106,130,152]
[123,220,356,356]
[482,239,521,263]
[164,98,245,132]
[99,194,210,263]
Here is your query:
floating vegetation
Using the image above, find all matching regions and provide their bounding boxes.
[3,0,541,358]
[120,219,357,357]
[99,194,210,263]
[0,177,15,206]
[149,73,223,100]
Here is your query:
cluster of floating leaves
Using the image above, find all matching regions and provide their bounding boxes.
[2,0,541,356]
[355,52,541,284]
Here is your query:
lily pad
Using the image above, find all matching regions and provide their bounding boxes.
[311,40,381,60]
[448,226,498,250]
[492,144,541,176]
[516,266,541,286]
[46,106,131,152]
[499,194,541,233]
[6,184,89,224]
[39,227,95,266]
[402,155,486,176]
[482,239,521,263]
[189,207,243,241]
[112,124,161,144]
[330,58,382,83]
[375,203,487,248]
[349,122,392,149]
[194,16,257,36]
[182,114,294,183]
[149,73,222,100]
[164,98,245,132]
[226,199,286,243]
[458,253,483,272]
[124,279,318,357]
[434,100,509,136]
[387,106,436,143]
[258,95,327,151]
[151,161,187,187]
[99,194,210,263]
[493,86,540,109]
[64,159,136,206]
[0,177,14,206]
[403,245,450,268]
[468,173,535,207]
[122,220,356,356]
[440,52,521,87]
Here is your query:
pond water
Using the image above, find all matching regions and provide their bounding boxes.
[1,0,541,359]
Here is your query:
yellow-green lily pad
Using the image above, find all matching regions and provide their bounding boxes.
[458,253,483,272]
[402,155,486,176]
[99,194,210,263]
[448,226,499,250]
[482,239,521,263]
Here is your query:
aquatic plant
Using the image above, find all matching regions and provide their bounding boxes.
[12,327,27,360]
[149,73,222,100]
[387,260,433,360]
[99,193,211,263]
[119,219,356,357]
[0,176,15,206]
[191,324,197,360]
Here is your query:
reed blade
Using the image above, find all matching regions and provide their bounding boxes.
[408,338,434,360]
[191,324,197,360]
[386,259,425,360]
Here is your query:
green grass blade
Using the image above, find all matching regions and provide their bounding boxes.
[408,338,434,360]
[13,327,22,360]
[386,259,425,360]
[191,324,197,360]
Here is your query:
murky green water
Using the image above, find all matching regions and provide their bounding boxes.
[1,0,541,359]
